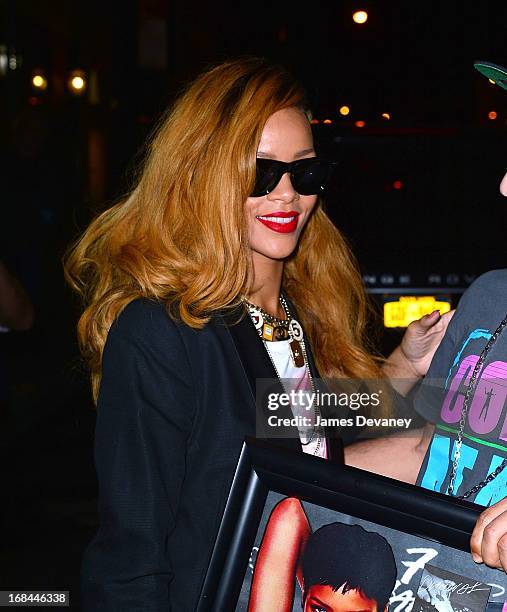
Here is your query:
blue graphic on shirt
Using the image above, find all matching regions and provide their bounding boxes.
[420,435,478,494]
[421,434,507,505]
[474,455,507,506]
[445,329,492,387]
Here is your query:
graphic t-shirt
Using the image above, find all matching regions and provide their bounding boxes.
[415,269,507,507]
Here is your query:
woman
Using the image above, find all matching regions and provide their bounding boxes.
[65,57,449,610]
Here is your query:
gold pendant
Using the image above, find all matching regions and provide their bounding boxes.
[289,339,305,367]
[262,323,274,341]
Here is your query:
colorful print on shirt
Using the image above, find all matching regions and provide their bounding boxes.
[416,325,507,507]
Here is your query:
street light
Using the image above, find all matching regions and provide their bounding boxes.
[68,70,87,95]
[32,73,48,90]
[352,10,368,24]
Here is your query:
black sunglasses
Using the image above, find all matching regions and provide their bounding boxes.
[250,157,338,197]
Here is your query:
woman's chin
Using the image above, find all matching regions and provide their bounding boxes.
[254,244,299,262]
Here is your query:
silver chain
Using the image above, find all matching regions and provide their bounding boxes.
[447,312,507,499]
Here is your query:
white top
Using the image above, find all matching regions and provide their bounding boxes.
[264,338,327,459]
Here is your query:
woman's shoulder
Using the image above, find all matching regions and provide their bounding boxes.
[110,297,225,344]
[110,297,243,346]
[113,298,177,335]
[106,298,196,355]
[102,297,236,381]
[103,298,195,374]
[117,297,171,322]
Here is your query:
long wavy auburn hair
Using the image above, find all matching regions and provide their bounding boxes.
[65,57,386,407]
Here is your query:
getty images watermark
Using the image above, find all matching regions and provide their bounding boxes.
[266,388,412,429]
[255,378,423,439]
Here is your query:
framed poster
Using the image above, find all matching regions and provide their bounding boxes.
[197,438,507,612]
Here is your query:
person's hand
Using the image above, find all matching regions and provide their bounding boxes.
[470,497,507,571]
[399,310,455,378]
[383,310,454,395]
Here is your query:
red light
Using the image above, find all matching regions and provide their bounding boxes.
[310,118,319,124]
[393,180,403,190]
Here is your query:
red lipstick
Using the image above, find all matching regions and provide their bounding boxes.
[256,210,300,234]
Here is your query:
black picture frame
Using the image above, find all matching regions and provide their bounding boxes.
[196,436,485,612]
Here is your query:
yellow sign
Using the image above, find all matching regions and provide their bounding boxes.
[384,296,451,328]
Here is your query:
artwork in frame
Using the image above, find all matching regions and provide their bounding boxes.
[196,438,507,612]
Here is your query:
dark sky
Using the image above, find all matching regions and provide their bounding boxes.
[5,0,507,121]
[1,0,506,276]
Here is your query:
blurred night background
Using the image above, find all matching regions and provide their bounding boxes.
[0,0,506,608]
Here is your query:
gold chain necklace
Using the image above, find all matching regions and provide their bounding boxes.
[243,295,305,366]
[242,294,325,454]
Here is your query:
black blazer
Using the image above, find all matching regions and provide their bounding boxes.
[80,297,350,611]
